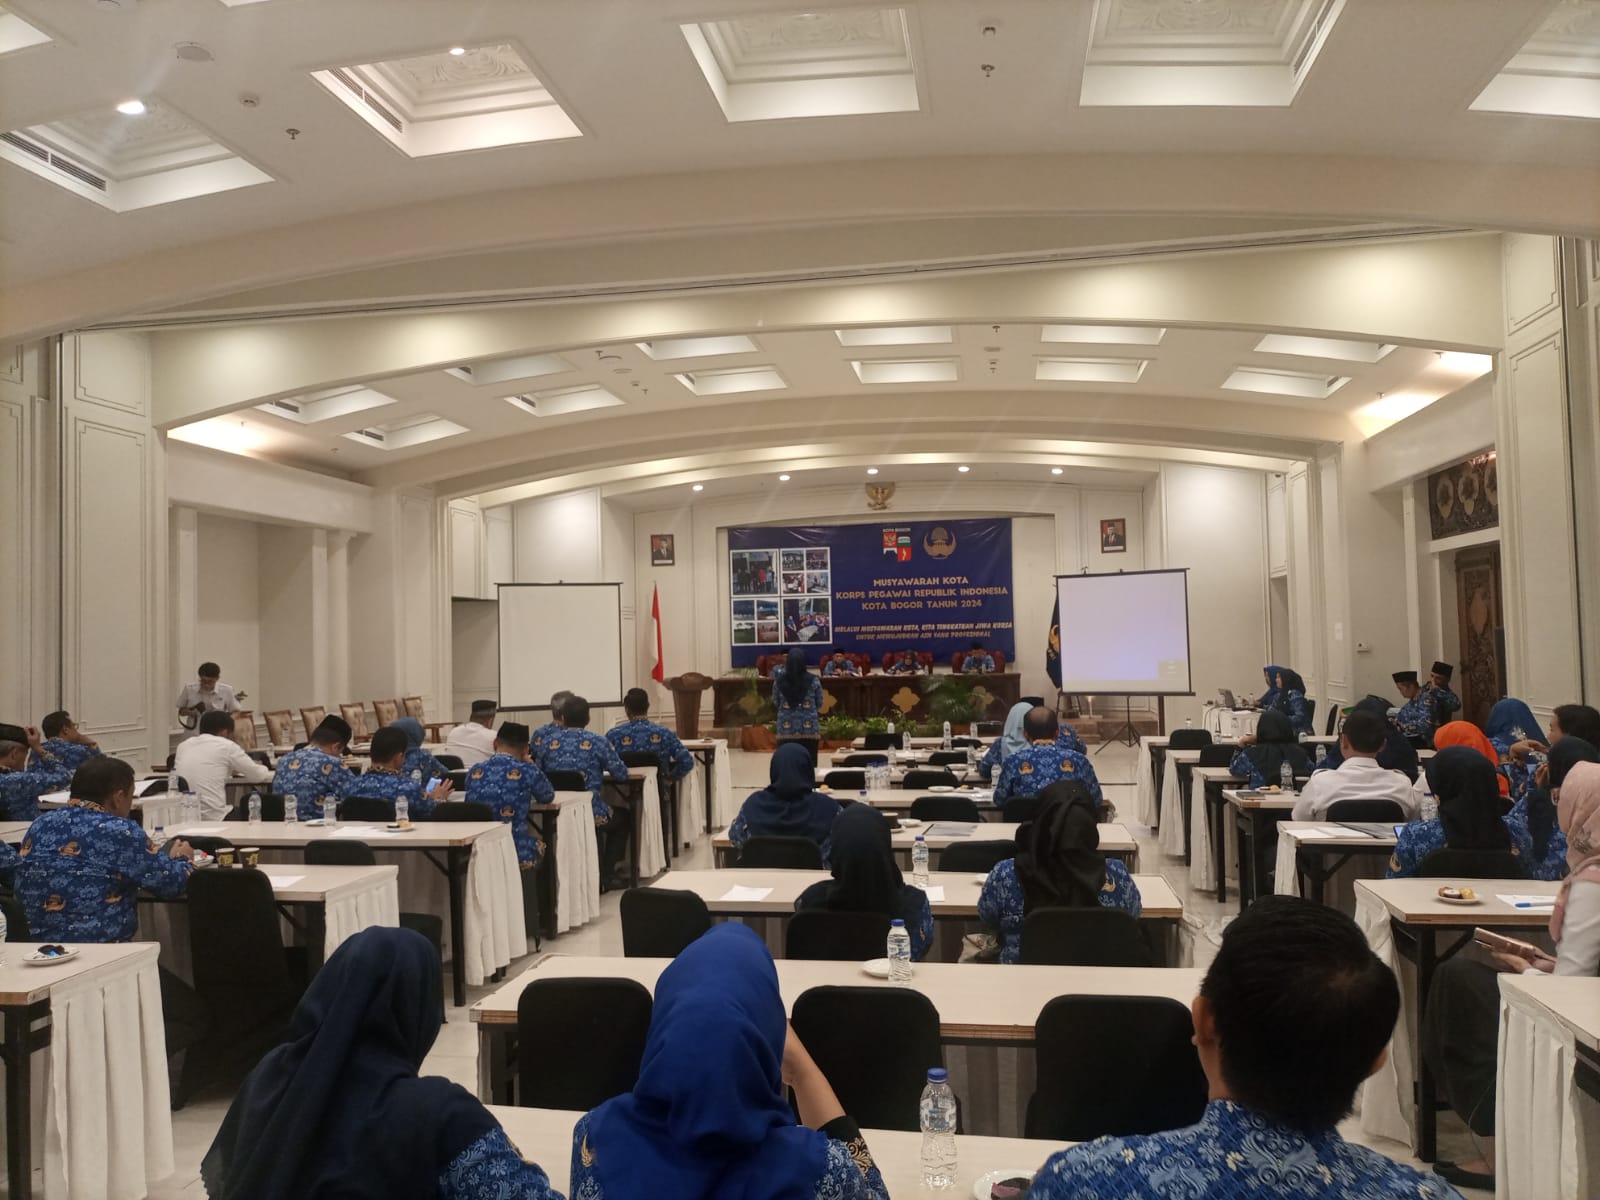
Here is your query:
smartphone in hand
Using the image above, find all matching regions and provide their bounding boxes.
[1472,928,1542,959]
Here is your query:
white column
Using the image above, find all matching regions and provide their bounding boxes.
[169,506,198,698]
[327,531,351,703]
[1401,487,1421,666]
[308,528,331,703]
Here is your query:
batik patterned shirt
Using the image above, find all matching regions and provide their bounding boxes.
[0,753,72,821]
[36,739,100,773]
[272,746,354,821]
[1277,690,1314,737]
[401,746,448,785]
[464,753,553,866]
[1387,815,1531,878]
[1503,796,1568,882]
[976,857,1142,965]
[566,1113,888,1200]
[993,743,1103,808]
[606,719,694,782]
[961,653,996,674]
[976,730,1086,782]
[1027,1100,1463,1199]
[342,768,436,819]
[537,729,629,821]
[822,660,860,677]
[438,1127,563,1200]
[772,669,825,738]
[14,802,193,942]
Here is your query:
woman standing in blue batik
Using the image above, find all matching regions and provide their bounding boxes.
[771,647,824,765]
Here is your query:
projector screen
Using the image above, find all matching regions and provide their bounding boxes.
[1056,570,1193,695]
[497,583,624,711]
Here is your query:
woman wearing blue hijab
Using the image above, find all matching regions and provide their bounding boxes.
[729,743,843,865]
[1485,698,1548,802]
[1257,665,1283,709]
[201,927,561,1200]
[570,924,888,1200]
[392,716,448,785]
[976,701,1085,781]
[1269,667,1313,735]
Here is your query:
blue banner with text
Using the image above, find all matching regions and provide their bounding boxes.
[728,519,1014,667]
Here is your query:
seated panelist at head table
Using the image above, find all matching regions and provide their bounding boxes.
[960,641,995,674]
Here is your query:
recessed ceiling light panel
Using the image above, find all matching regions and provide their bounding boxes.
[1041,324,1165,346]
[851,358,959,384]
[504,384,625,417]
[835,325,952,347]
[1034,357,1148,384]
[1472,3,1600,120]
[0,5,52,56]
[341,413,467,451]
[1253,334,1394,362]
[449,353,571,386]
[1222,366,1350,399]
[636,336,758,360]
[674,366,787,396]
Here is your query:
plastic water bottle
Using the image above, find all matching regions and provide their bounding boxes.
[912,836,929,888]
[411,769,422,786]
[247,791,262,824]
[1280,760,1295,791]
[1185,717,1193,729]
[323,795,337,828]
[395,795,410,825]
[887,919,912,984]
[919,1068,959,1190]
[887,721,895,735]
[941,721,952,750]
[1421,789,1438,821]
[284,794,299,824]
[1315,744,1328,767]
[902,729,912,751]
[183,791,199,826]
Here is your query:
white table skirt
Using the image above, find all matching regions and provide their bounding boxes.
[678,770,701,849]
[460,825,528,985]
[1355,886,1415,1146]
[1157,755,1186,857]
[1497,981,1600,1199]
[1273,833,1385,913]
[638,773,666,879]
[322,871,400,958]
[554,794,601,934]
[44,947,173,1200]
[1134,738,1160,827]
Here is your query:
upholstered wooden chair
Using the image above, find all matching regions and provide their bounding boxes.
[299,706,327,741]
[372,698,401,726]
[403,696,449,741]
[338,703,371,741]
[232,711,259,750]
[263,710,295,747]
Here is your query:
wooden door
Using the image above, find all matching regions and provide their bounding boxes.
[1456,546,1505,728]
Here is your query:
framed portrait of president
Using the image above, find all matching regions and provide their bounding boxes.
[650,534,675,566]
[1100,518,1127,553]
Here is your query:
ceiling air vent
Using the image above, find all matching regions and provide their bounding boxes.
[351,427,386,443]
[0,131,47,162]
[264,398,301,415]
[327,65,403,133]
[0,130,108,190]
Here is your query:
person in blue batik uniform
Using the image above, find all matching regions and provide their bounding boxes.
[1504,736,1595,883]
[605,688,694,782]
[1485,697,1546,806]
[14,757,195,943]
[1228,709,1314,790]
[977,702,1085,783]
[772,648,824,763]
[1027,896,1463,1200]
[992,707,1103,813]
[1499,702,1600,810]
[343,726,452,819]
[465,722,552,869]
[1388,747,1527,878]
[795,804,932,960]
[529,691,572,759]
[977,781,1140,964]
[730,743,842,866]
[35,710,101,772]
[821,651,860,678]
[0,724,72,822]
[885,650,923,675]
[539,696,631,885]
[272,716,355,821]
[1267,666,1314,736]
[960,641,995,674]
[569,924,889,1200]
[1255,664,1283,709]
[201,928,563,1200]
[390,716,447,786]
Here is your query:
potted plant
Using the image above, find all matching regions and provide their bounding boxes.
[728,668,777,751]
[819,712,865,750]
[919,674,989,733]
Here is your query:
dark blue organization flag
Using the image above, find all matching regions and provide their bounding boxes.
[1045,593,1062,689]
[727,519,1014,667]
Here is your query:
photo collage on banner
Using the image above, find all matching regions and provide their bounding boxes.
[731,546,831,646]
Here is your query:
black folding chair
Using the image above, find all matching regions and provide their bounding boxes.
[1001,793,1045,824]
[951,736,983,748]
[910,794,980,822]
[790,985,945,1130]
[338,796,395,822]
[620,887,711,957]
[838,753,890,768]
[1167,729,1212,750]
[1020,907,1152,967]
[927,751,968,766]
[939,840,1014,873]
[1025,995,1207,1140]
[862,733,897,750]
[740,836,824,869]
[424,801,495,821]
[434,753,465,771]
[1197,744,1235,768]
[224,792,284,821]
[304,841,444,961]
[1326,799,1408,823]
[620,750,662,771]
[786,910,891,961]
[903,768,958,790]
[545,769,587,792]
[1417,848,1529,879]
[823,769,866,790]
[516,978,653,1109]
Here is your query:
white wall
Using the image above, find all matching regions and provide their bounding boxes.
[512,490,603,582]
[451,599,499,720]
[257,524,324,715]
[195,513,261,704]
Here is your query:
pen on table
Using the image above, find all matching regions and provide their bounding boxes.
[1514,900,1555,908]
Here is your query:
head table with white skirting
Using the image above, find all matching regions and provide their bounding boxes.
[1496,974,1600,1200]
[489,1104,1070,1198]
[0,941,172,1200]
[161,818,525,1007]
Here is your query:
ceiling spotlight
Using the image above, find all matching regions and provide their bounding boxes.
[957,465,970,473]
[866,467,879,476]
[115,99,147,116]
[448,45,467,56]
[1050,467,1063,476]
[778,474,790,482]
[691,483,704,492]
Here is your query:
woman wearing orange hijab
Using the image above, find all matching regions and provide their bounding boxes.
[1430,721,1509,799]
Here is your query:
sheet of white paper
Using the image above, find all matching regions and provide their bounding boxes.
[133,778,164,798]
[719,886,773,902]
[921,886,946,901]
[1496,894,1557,907]
[1294,829,1340,840]
[38,791,68,806]
[352,828,402,838]
[264,874,305,889]
[174,824,228,834]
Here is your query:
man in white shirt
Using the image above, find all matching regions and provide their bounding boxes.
[444,699,499,766]
[1293,710,1419,821]
[172,710,271,819]
[175,661,241,732]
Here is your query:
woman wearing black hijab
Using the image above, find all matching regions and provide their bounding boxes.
[1388,746,1523,877]
[1269,666,1314,735]
[201,927,560,1200]
[1228,709,1314,789]
[1508,735,1599,881]
[976,781,1141,964]
[729,742,843,865]
[772,647,824,765]
[796,803,933,959]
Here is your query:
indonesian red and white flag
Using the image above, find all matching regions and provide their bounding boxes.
[650,584,665,683]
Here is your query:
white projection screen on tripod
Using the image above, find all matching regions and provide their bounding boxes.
[1056,570,1193,695]
[497,582,624,710]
